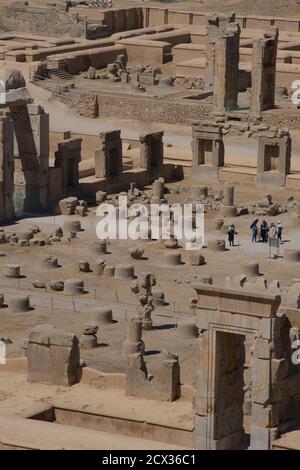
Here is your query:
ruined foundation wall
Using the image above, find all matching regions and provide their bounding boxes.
[82,92,212,125]
[77,92,300,129]
[0,4,87,38]
[143,7,300,32]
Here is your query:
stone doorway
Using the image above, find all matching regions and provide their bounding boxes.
[265,144,280,172]
[213,331,250,449]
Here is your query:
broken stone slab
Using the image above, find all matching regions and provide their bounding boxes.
[103,265,115,278]
[80,334,97,349]
[40,255,59,269]
[75,205,87,217]
[95,191,107,204]
[152,289,166,307]
[257,197,271,208]
[27,324,81,386]
[177,321,199,338]
[93,259,106,276]
[2,86,33,107]
[128,246,144,260]
[189,253,205,266]
[64,220,82,233]
[18,239,29,247]
[49,279,64,291]
[286,281,300,308]
[89,240,107,255]
[77,260,91,272]
[207,239,226,252]
[32,280,46,289]
[114,264,135,280]
[214,218,224,230]
[241,262,261,277]
[9,295,31,313]
[285,249,300,262]
[59,197,79,215]
[90,308,113,325]
[123,316,144,358]
[9,235,18,245]
[83,325,98,336]
[17,230,34,241]
[3,264,21,278]
[64,278,85,295]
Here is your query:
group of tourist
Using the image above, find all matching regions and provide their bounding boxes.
[226,220,284,247]
[250,219,283,243]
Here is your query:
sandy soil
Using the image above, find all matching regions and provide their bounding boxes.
[1,179,300,385]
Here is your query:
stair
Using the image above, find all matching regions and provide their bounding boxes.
[31,75,80,112]
[47,68,73,81]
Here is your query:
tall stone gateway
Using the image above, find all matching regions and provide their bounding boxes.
[205,13,236,87]
[191,283,300,450]
[214,23,240,112]
[95,130,123,179]
[191,120,224,181]
[0,110,15,222]
[0,69,50,216]
[12,103,50,214]
[251,27,279,118]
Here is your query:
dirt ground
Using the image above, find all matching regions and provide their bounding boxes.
[1,178,300,388]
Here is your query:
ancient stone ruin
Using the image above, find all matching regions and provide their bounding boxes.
[2,0,300,454]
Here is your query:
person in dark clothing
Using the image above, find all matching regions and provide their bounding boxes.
[276,221,283,242]
[227,224,237,247]
[250,219,259,243]
[260,220,269,243]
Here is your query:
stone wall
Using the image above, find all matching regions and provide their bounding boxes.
[0,4,87,38]
[262,110,300,130]
[80,92,212,125]
[143,7,300,33]
[76,92,300,128]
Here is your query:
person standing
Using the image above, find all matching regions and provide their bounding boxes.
[250,219,259,243]
[269,222,276,238]
[276,221,283,242]
[228,224,237,247]
[260,220,269,243]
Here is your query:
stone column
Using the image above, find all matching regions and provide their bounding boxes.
[214,23,240,112]
[205,13,236,87]
[123,317,144,357]
[0,110,14,222]
[256,129,291,187]
[139,131,163,180]
[12,104,50,215]
[251,27,278,119]
[223,183,234,206]
[95,130,122,179]
[54,137,82,197]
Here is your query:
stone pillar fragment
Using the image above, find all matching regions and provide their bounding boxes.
[205,12,236,86]
[95,130,122,179]
[191,121,224,182]
[214,23,240,112]
[139,130,164,181]
[251,27,279,118]
[27,324,81,386]
[0,110,14,222]
[12,104,50,214]
[54,137,82,198]
[256,128,291,187]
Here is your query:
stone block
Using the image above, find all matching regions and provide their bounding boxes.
[27,324,80,386]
